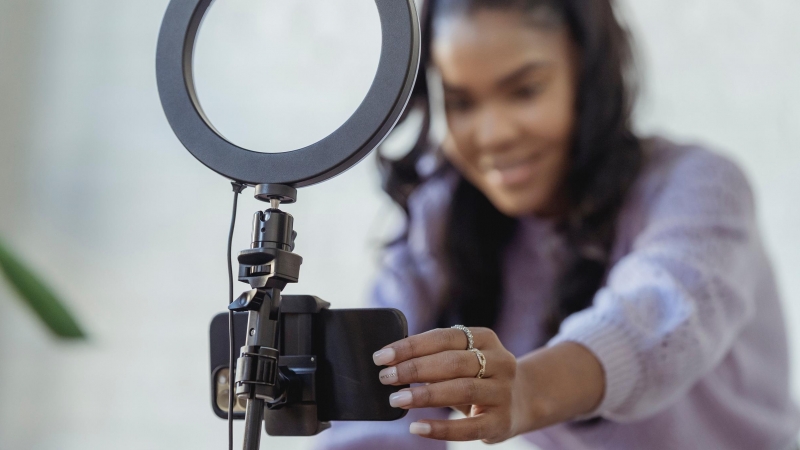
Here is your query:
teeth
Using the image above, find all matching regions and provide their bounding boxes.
[494,160,527,171]
[484,155,537,172]
[487,170,503,186]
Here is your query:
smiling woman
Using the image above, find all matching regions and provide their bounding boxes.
[312,0,800,449]
[434,9,578,217]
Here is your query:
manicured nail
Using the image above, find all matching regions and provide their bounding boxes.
[409,422,432,435]
[389,390,413,408]
[379,366,398,385]
[373,348,395,366]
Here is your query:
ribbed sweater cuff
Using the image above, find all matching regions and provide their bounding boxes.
[547,317,640,418]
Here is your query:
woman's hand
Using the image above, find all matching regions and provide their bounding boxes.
[373,327,522,443]
[373,327,606,443]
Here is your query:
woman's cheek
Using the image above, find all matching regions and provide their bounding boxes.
[442,132,483,179]
[444,115,476,156]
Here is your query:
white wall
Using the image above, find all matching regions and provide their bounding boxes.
[0,1,797,449]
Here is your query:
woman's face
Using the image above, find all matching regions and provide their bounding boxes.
[432,10,579,217]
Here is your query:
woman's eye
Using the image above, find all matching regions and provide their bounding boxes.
[511,85,542,101]
[445,97,474,112]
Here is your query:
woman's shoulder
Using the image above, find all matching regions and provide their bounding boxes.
[630,136,755,220]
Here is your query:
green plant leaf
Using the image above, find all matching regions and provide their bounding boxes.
[0,238,86,339]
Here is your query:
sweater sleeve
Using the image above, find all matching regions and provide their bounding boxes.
[548,148,761,422]
[312,176,454,450]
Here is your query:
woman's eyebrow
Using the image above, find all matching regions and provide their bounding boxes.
[442,83,469,95]
[442,61,552,94]
[494,61,551,88]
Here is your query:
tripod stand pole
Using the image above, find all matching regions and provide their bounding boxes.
[243,398,265,450]
[231,184,301,450]
[240,289,280,450]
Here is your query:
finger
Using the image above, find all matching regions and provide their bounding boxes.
[379,350,496,385]
[409,416,498,442]
[374,327,499,366]
[388,378,506,409]
[450,405,472,417]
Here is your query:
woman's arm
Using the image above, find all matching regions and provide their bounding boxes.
[548,149,760,421]
[514,342,605,431]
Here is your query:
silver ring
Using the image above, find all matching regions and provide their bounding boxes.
[471,348,486,379]
[451,325,474,350]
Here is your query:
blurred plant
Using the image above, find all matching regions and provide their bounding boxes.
[0,237,86,339]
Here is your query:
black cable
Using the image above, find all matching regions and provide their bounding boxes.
[228,182,245,450]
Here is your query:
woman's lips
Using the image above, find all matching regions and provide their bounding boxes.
[485,154,541,188]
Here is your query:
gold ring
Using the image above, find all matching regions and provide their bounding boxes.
[471,348,486,379]
[451,325,474,350]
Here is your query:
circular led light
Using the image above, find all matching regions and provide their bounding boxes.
[156,0,420,187]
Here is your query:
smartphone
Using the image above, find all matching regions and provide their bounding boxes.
[209,306,409,423]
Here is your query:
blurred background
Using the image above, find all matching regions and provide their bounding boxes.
[0,0,797,449]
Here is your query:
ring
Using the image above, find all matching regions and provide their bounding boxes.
[451,325,474,350]
[471,348,486,379]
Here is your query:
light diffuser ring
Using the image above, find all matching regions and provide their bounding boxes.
[156,0,420,187]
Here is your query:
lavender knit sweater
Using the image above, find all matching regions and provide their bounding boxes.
[313,137,800,450]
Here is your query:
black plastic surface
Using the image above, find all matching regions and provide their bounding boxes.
[314,308,409,422]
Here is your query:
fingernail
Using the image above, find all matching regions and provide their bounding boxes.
[379,367,398,385]
[409,422,432,436]
[373,348,395,366]
[389,390,413,408]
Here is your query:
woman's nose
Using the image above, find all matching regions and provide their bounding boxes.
[473,104,519,152]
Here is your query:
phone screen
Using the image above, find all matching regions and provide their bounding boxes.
[314,308,409,421]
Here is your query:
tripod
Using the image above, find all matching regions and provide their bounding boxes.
[227,184,328,450]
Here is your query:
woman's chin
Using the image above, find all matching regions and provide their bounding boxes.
[486,188,553,218]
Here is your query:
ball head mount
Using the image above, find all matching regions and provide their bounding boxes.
[228,184,329,449]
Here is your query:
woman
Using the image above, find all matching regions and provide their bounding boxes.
[316,0,800,448]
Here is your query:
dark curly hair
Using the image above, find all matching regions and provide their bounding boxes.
[379,0,643,341]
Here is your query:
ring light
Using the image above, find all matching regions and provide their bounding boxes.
[156,0,420,187]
